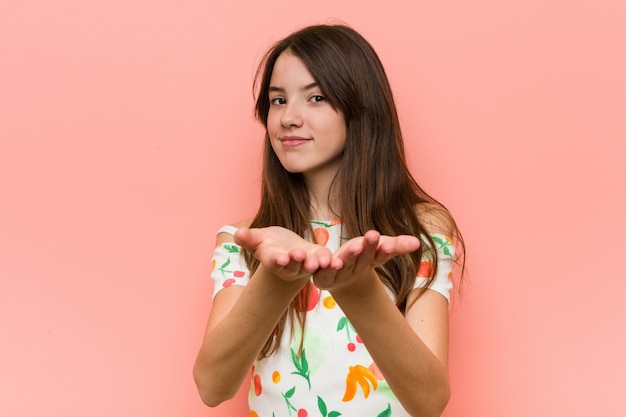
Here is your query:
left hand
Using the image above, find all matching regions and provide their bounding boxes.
[313,230,420,291]
[234,226,332,283]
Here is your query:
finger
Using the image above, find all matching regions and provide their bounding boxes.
[396,235,420,253]
[347,231,379,271]
[291,248,320,273]
[312,267,337,290]
[314,247,333,269]
[233,227,262,251]
[301,247,331,272]
[360,230,380,259]
[269,251,291,267]
[372,235,420,265]
[289,248,307,263]
[372,240,395,264]
[334,238,365,263]
[329,256,344,270]
[277,249,307,274]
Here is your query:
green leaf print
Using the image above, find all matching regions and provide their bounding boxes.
[310,220,333,228]
[318,396,327,416]
[377,403,392,417]
[431,235,452,257]
[223,243,240,253]
[317,396,342,417]
[219,257,231,269]
[218,257,233,278]
[336,316,355,341]
[290,348,311,389]
[281,386,298,416]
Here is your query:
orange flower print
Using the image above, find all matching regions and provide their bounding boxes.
[342,365,378,402]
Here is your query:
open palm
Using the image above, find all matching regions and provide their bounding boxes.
[313,230,420,290]
[234,226,333,282]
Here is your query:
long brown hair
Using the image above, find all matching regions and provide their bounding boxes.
[246,24,463,357]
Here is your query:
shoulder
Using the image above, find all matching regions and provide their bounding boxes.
[216,218,253,245]
[414,202,455,237]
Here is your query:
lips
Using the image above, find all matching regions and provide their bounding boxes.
[279,136,311,148]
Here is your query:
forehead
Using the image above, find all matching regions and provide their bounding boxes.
[269,51,316,87]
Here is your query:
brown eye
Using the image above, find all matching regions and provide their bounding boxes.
[270,97,286,105]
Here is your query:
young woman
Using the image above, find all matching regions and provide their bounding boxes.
[194,24,464,417]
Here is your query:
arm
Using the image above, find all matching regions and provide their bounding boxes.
[330,271,450,417]
[193,226,331,406]
[315,214,454,417]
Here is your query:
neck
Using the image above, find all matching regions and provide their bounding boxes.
[302,158,343,220]
[305,174,338,220]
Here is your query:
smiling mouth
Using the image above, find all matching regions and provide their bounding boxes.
[280,136,311,147]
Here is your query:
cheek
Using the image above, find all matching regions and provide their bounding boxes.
[331,117,347,142]
[323,111,345,134]
[266,128,281,158]
[266,112,280,136]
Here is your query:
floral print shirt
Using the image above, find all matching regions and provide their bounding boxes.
[210,222,455,417]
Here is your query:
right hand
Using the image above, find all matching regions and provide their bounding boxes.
[313,230,420,291]
[234,226,332,282]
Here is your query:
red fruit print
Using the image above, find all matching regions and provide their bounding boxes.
[417,260,434,278]
[297,409,308,417]
[368,362,385,380]
[313,227,330,246]
[347,342,356,352]
[253,374,262,396]
[223,278,235,288]
[356,334,363,343]
[233,270,245,277]
[294,282,320,312]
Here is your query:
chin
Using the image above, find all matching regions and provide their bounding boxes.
[279,163,306,174]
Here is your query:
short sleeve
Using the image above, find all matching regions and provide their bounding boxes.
[210,242,251,300]
[414,234,456,303]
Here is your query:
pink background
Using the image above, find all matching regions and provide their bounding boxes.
[1,1,625,416]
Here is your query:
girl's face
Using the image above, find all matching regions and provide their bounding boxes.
[266,51,347,183]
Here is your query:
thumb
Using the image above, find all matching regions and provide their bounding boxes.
[396,235,420,253]
[234,227,263,252]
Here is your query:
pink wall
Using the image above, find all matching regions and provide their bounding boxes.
[1,1,624,416]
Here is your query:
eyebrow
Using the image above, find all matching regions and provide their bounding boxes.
[268,82,319,93]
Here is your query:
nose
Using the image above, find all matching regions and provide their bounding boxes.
[280,102,303,128]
